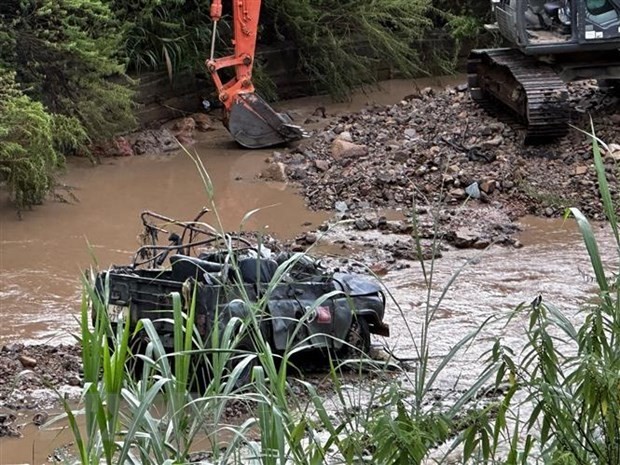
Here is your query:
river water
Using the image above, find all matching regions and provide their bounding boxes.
[1,75,618,464]
[0,76,464,346]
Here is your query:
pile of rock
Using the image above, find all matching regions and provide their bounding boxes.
[0,344,82,412]
[93,113,215,157]
[278,82,619,221]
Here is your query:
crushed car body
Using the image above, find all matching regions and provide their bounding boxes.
[93,208,389,359]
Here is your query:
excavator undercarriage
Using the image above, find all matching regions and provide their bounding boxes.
[468,49,570,143]
[469,0,620,144]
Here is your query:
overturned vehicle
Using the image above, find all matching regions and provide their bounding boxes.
[93,209,389,369]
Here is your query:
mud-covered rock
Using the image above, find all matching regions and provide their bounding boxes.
[261,162,288,182]
[191,113,215,132]
[331,139,368,159]
[92,136,134,157]
[131,129,178,155]
[172,117,196,145]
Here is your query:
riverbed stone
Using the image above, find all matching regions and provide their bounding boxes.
[331,139,368,159]
[574,165,589,175]
[260,162,288,183]
[607,143,620,161]
[449,188,467,200]
[452,227,480,249]
[337,131,353,142]
[465,182,481,199]
[18,355,37,369]
[480,179,496,194]
[315,159,330,171]
[482,135,503,148]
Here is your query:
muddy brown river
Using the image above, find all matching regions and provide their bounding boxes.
[0,76,464,346]
[1,75,618,464]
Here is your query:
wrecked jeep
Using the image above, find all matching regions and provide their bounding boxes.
[93,209,389,368]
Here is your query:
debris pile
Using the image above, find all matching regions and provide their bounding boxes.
[0,344,81,412]
[279,82,619,221]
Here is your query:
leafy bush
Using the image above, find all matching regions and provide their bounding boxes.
[0,0,135,209]
[109,0,214,73]
[0,70,86,211]
[0,0,135,144]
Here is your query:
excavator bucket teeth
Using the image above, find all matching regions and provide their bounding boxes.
[227,93,307,149]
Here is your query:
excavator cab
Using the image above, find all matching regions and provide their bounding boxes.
[578,0,620,40]
[206,0,307,149]
[469,0,620,142]
[492,0,620,50]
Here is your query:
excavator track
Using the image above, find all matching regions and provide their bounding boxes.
[468,48,569,143]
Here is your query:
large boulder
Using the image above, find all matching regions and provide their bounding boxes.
[131,129,178,155]
[331,139,368,160]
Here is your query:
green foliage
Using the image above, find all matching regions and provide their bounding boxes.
[0,69,86,210]
[433,0,494,24]
[444,13,482,41]
[109,0,214,72]
[0,0,134,209]
[264,0,434,100]
[0,0,136,144]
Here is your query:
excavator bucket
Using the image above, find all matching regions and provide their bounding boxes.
[226,93,307,149]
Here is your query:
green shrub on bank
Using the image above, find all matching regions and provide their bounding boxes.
[0,70,87,211]
[0,0,135,145]
[109,0,213,72]
[0,0,135,209]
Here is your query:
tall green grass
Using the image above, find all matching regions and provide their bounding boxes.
[49,143,511,464]
[460,126,620,464]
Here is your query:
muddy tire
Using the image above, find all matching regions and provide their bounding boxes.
[224,341,257,389]
[336,317,371,360]
[106,331,147,378]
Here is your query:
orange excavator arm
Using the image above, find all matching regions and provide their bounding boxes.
[205,0,306,149]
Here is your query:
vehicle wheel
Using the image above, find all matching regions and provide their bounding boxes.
[337,317,371,360]
[226,341,257,389]
[107,329,147,379]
